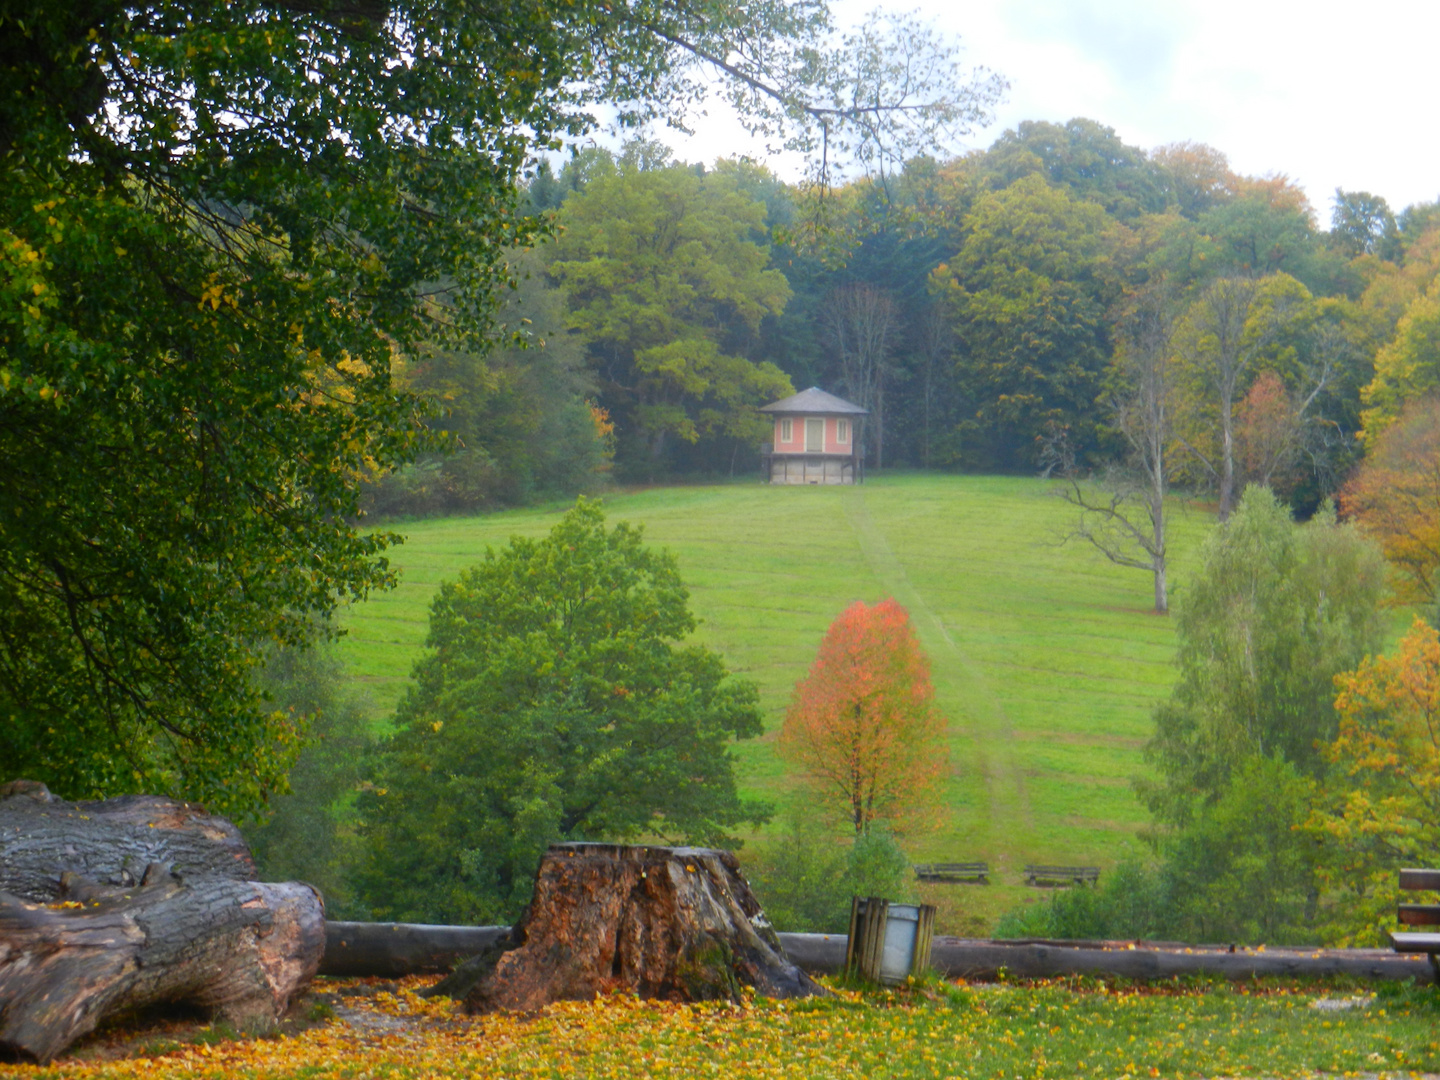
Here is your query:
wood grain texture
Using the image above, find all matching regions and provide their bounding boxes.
[0,781,320,1063]
[0,780,255,902]
[449,843,827,1013]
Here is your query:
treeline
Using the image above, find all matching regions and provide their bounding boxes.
[368,119,1440,514]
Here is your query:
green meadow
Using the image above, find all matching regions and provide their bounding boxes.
[334,473,1216,930]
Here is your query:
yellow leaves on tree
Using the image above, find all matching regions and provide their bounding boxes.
[779,599,947,836]
[1307,617,1440,943]
[1341,398,1440,606]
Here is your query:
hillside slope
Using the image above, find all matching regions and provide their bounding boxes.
[334,474,1213,922]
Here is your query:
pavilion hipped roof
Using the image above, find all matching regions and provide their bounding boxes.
[758,387,868,415]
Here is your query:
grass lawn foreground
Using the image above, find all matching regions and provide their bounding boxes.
[10,976,1438,1079]
[335,473,1214,929]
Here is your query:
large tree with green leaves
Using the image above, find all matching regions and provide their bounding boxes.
[354,499,768,923]
[0,1,999,814]
[932,173,1119,469]
[547,152,794,473]
[1138,487,1388,944]
[1142,486,1388,827]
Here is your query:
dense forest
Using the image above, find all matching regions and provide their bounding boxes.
[369,119,1440,517]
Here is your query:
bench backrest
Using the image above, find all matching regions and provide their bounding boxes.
[1399,868,1440,927]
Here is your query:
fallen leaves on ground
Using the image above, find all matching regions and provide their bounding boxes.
[4,975,1439,1079]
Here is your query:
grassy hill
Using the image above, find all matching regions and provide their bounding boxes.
[333,473,1215,930]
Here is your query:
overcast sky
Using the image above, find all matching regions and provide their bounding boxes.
[663,0,1439,223]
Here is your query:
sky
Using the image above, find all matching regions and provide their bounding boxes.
[662,0,1440,222]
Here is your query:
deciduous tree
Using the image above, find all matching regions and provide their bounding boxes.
[1142,487,1388,826]
[547,152,794,474]
[1331,189,1399,260]
[822,283,895,468]
[355,499,768,923]
[779,599,946,835]
[1171,274,1319,519]
[932,174,1119,469]
[1341,397,1440,608]
[1049,281,1178,614]
[1306,618,1440,943]
[1360,280,1440,438]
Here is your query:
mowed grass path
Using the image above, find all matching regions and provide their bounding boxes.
[335,474,1213,925]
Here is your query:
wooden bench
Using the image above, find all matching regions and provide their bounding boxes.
[913,862,989,884]
[1389,867,1440,978]
[1024,864,1100,887]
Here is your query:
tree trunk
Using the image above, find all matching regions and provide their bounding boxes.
[438,843,826,1013]
[323,922,509,978]
[0,779,256,900]
[0,781,323,1064]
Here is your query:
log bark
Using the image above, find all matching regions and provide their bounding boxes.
[780,933,1437,984]
[317,922,1437,987]
[0,781,323,1063]
[444,843,826,1012]
[323,922,509,978]
[0,779,255,901]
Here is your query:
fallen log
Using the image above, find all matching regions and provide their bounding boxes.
[323,922,509,978]
[315,923,1438,987]
[0,779,255,901]
[435,843,827,1011]
[0,781,323,1064]
[779,934,1437,984]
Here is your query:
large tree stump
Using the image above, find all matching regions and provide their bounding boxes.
[0,781,323,1063]
[440,842,826,1013]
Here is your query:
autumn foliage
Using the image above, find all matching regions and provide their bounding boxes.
[1307,617,1440,941]
[1341,398,1440,605]
[779,599,947,835]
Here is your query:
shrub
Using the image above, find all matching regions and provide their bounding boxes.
[744,818,914,933]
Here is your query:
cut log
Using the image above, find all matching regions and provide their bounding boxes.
[323,922,510,978]
[0,779,256,901]
[314,921,1438,986]
[0,781,323,1063]
[778,933,1437,984]
[445,842,827,1012]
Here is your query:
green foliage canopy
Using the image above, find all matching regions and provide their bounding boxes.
[548,153,795,471]
[1,0,644,812]
[933,174,1119,468]
[355,499,768,923]
[1143,486,1388,827]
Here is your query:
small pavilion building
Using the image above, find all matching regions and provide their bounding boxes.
[759,387,867,485]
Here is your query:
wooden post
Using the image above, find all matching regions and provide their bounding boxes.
[912,904,935,978]
[845,897,936,984]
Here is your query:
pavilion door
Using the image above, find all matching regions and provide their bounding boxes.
[805,418,824,452]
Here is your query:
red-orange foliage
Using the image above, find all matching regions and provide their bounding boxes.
[778,599,947,835]
[1341,398,1440,605]
[1235,370,1300,493]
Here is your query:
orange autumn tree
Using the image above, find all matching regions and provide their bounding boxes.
[1306,617,1440,943]
[1341,398,1440,607]
[779,599,947,835]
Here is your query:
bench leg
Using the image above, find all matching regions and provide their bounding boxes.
[1431,953,1440,985]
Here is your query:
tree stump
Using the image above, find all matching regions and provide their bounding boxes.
[440,843,827,1013]
[0,781,323,1063]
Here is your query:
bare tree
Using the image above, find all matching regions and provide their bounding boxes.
[1045,286,1177,614]
[823,283,895,468]
[1171,276,1260,522]
[1173,275,1338,518]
